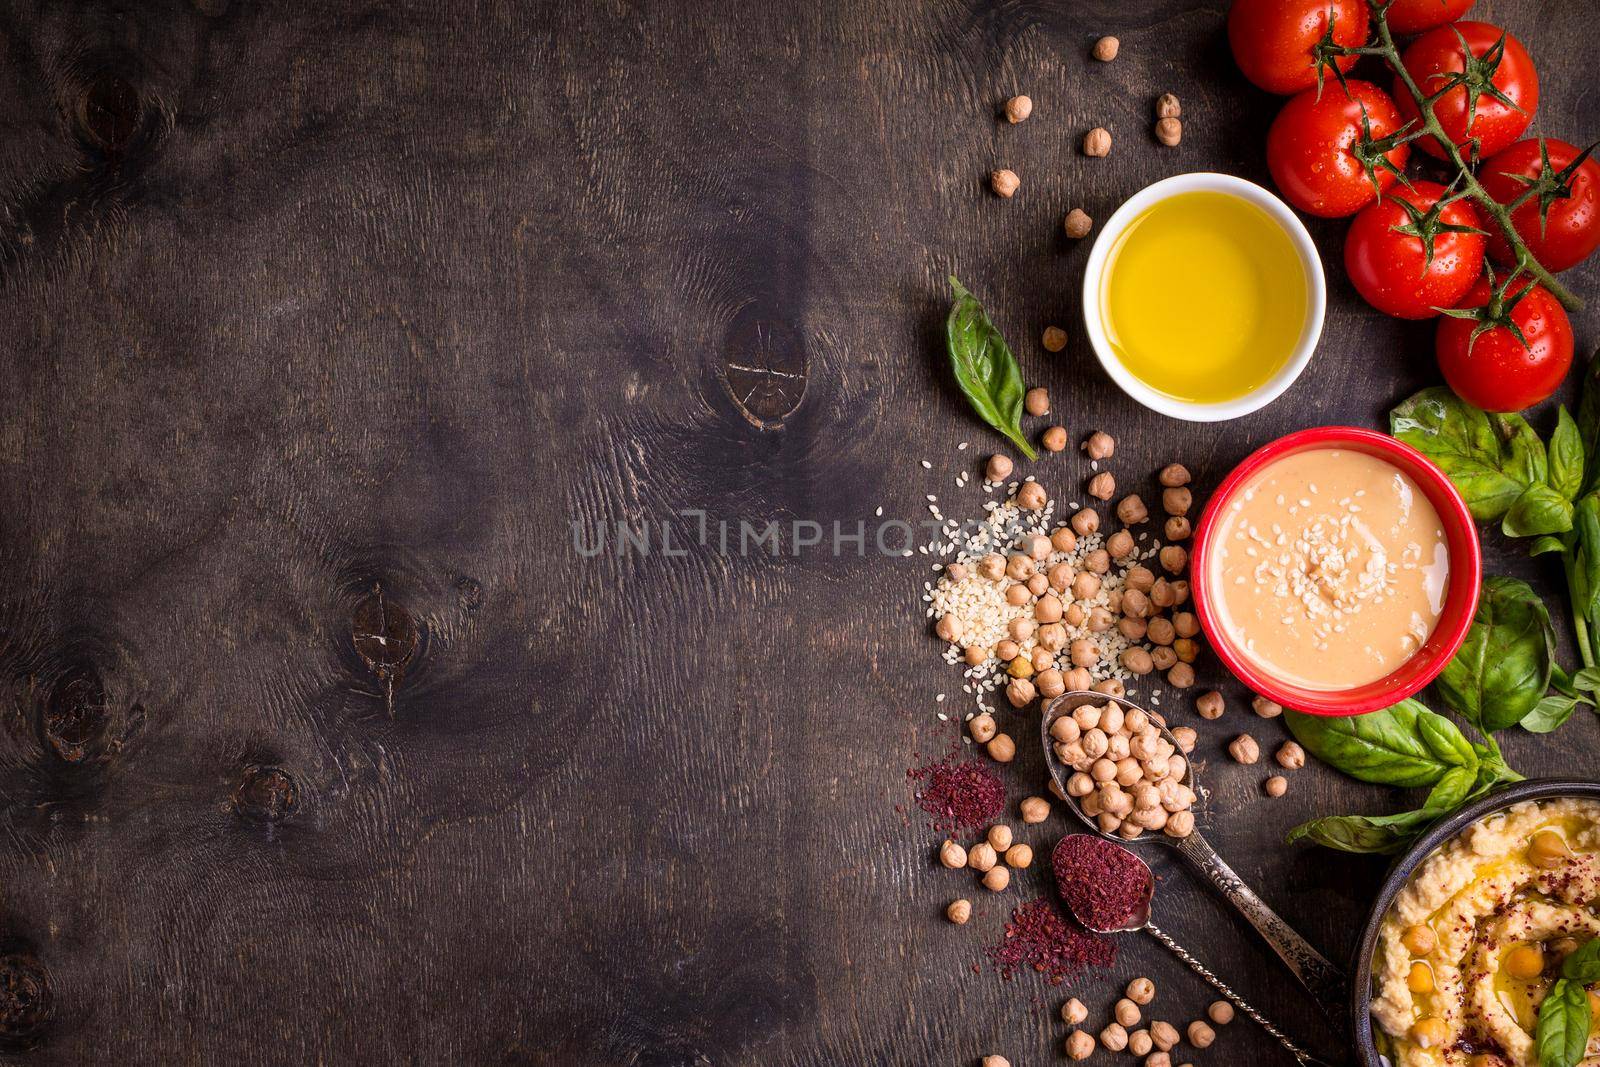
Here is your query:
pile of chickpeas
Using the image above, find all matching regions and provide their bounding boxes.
[1060,978,1233,1064]
[1050,700,1197,840]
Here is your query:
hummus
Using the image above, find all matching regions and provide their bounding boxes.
[1371,798,1600,1066]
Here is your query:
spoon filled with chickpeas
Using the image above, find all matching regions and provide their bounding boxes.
[1041,691,1349,1024]
[1053,832,1339,1067]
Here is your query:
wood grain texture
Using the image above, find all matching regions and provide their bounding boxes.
[0,0,1596,1063]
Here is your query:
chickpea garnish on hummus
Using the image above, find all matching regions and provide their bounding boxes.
[1371,799,1600,1067]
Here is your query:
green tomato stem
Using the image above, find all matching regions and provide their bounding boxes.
[1371,12,1583,312]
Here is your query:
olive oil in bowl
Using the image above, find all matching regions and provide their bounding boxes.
[1098,189,1312,407]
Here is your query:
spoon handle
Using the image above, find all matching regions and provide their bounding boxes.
[1144,922,1344,1067]
[1175,832,1349,1020]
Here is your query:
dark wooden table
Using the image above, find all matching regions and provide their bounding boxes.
[1,1,1596,1063]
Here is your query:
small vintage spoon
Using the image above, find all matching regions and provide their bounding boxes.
[1056,832,1341,1067]
[1041,691,1349,1022]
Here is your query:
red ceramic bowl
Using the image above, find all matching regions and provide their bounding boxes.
[1191,426,1481,716]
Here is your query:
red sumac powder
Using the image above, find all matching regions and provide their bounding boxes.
[907,753,1005,832]
[1052,834,1152,931]
[984,897,1116,985]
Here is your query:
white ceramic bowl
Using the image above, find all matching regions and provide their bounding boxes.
[1080,172,1327,423]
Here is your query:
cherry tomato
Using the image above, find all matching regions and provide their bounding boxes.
[1266,80,1411,218]
[1228,0,1368,95]
[1344,181,1486,319]
[1436,276,1573,412]
[1395,22,1538,161]
[1479,139,1600,273]
[1385,0,1474,35]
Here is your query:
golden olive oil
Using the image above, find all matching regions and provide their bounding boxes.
[1101,191,1308,404]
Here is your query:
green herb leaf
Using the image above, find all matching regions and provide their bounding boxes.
[1574,497,1600,622]
[1536,977,1591,1067]
[1522,695,1578,734]
[1550,406,1586,500]
[945,276,1037,461]
[1285,807,1438,854]
[1561,938,1600,983]
[1391,388,1531,520]
[1504,483,1575,537]
[1285,701,1477,788]
[1530,535,1567,556]
[1436,577,1555,731]
[1576,350,1600,496]
[1572,667,1600,692]
[1495,411,1549,487]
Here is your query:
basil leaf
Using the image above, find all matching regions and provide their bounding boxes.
[1391,388,1528,520]
[1286,701,1477,788]
[1574,495,1600,620]
[1285,807,1439,854]
[1572,667,1600,692]
[1561,938,1600,984]
[1550,406,1585,500]
[1577,349,1600,495]
[1575,496,1600,621]
[1495,412,1549,487]
[1504,483,1575,537]
[1536,977,1590,1067]
[1531,535,1567,556]
[1522,695,1579,734]
[1424,766,1477,811]
[1435,577,1556,732]
[945,276,1037,460]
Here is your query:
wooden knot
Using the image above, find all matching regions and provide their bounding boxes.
[351,585,419,714]
[721,307,808,428]
[74,75,142,155]
[0,954,51,1046]
[41,667,108,764]
[233,765,299,824]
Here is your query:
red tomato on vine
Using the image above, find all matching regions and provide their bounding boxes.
[1228,0,1368,95]
[1344,181,1486,319]
[1394,22,1539,161]
[1267,80,1411,218]
[1385,0,1474,35]
[1479,138,1600,273]
[1436,269,1573,412]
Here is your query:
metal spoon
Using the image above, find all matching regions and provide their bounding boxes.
[1057,832,1341,1067]
[1041,691,1349,1021]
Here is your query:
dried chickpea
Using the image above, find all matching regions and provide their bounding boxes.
[963,645,989,666]
[1063,208,1093,239]
[1004,94,1032,124]
[1064,1029,1094,1060]
[1252,695,1283,719]
[1092,35,1119,61]
[1051,528,1077,554]
[1062,998,1089,1026]
[1186,1021,1215,1049]
[1121,648,1154,675]
[1164,516,1192,541]
[1006,655,1033,679]
[1093,678,1125,697]
[1025,573,1049,597]
[1072,573,1101,600]
[988,734,1017,762]
[1127,977,1156,1005]
[1084,549,1111,575]
[1166,663,1194,688]
[978,552,1006,580]
[1020,796,1050,824]
[946,898,972,924]
[1107,529,1136,559]
[938,840,967,868]
[1024,387,1049,416]
[1005,679,1036,708]
[1083,431,1115,460]
[1146,616,1175,645]
[1147,1055,1172,1067]
[1071,507,1100,536]
[969,713,997,743]
[1037,668,1066,699]
[1172,612,1198,638]
[1172,638,1199,664]
[984,455,1014,485]
[1277,741,1306,770]
[967,842,998,872]
[1100,1023,1128,1052]
[1155,93,1181,119]
[1159,545,1188,574]
[1088,471,1116,500]
[981,1057,1009,1067]
[1128,1030,1153,1056]
[1117,494,1149,525]
[1155,117,1182,146]
[1171,726,1196,753]
[1065,667,1092,691]
[990,168,1020,197]
[1042,425,1068,452]
[1264,775,1288,797]
[1122,589,1152,619]
[987,824,1013,852]
[1115,998,1141,1027]
[1161,487,1192,516]
[1017,482,1047,510]
[1150,1021,1179,1051]
[1125,565,1154,592]
[982,865,1011,892]
[1005,843,1033,869]
[1043,325,1068,352]
[1228,734,1260,765]
[1196,690,1224,719]
[1164,810,1195,837]
[1150,579,1177,609]
[1151,646,1177,671]
[995,639,1019,661]
[1207,1001,1234,1025]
